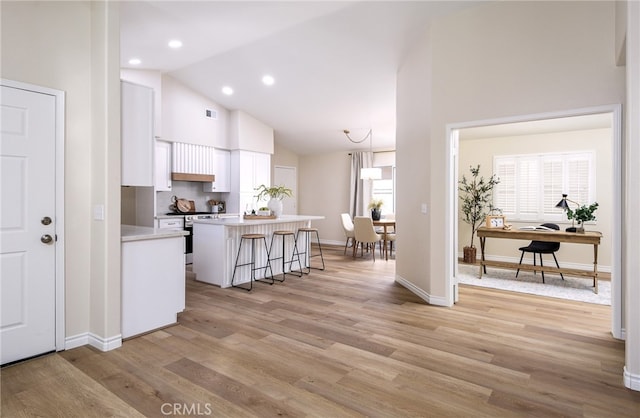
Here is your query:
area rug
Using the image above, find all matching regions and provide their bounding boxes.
[457,264,610,305]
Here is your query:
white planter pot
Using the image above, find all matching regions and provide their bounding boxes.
[268,198,283,218]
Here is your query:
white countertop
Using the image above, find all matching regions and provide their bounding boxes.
[192,214,324,226]
[155,213,238,220]
[121,225,189,242]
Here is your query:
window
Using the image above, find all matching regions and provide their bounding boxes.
[493,151,594,222]
[372,166,395,214]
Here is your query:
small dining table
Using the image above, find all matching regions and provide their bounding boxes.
[373,219,396,260]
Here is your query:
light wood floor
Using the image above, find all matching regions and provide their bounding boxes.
[3,245,639,417]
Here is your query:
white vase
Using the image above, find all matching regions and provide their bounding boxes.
[268,198,283,217]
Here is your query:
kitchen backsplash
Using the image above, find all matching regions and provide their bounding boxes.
[157,181,227,214]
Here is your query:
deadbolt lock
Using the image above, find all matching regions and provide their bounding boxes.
[41,216,52,226]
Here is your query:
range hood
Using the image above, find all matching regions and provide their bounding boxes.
[171,142,215,183]
[171,172,214,182]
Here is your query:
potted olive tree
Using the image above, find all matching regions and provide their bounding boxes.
[458,165,500,263]
[254,184,293,218]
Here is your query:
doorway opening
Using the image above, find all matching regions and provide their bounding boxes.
[446,105,622,339]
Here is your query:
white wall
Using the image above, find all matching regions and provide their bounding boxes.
[397,0,625,302]
[1,1,122,343]
[623,0,640,391]
[298,151,352,244]
[228,110,274,154]
[395,22,433,300]
[161,75,229,148]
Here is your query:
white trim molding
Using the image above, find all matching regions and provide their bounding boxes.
[395,274,449,307]
[624,367,640,391]
[65,332,122,352]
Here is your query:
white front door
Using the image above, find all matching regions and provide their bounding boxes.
[1,84,57,364]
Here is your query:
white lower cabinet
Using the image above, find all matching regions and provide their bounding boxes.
[121,235,185,338]
[157,217,184,229]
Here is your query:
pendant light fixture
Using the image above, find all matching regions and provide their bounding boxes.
[344,129,381,180]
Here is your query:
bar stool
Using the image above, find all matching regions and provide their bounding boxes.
[268,230,303,282]
[296,227,325,274]
[231,233,274,291]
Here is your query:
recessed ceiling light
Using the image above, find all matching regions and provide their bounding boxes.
[128,58,141,65]
[222,86,234,96]
[168,40,183,49]
[262,75,275,86]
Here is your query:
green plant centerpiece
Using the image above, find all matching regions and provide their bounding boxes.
[458,165,500,263]
[254,184,293,217]
[368,198,384,221]
[566,202,598,233]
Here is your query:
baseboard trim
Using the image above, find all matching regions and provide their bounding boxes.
[624,366,640,391]
[395,274,450,307]
[319,239,345,247]
[65,332,122,352]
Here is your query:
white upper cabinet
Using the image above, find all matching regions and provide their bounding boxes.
[121,81,154,186]
[228,150,271,213]
[155,140,172,191]
[203,149,231,192]
[240,151,270,193]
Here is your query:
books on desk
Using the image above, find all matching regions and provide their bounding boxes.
[518,225,554,231]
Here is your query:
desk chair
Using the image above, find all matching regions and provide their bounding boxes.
[516,223,564,283]
[379,231,396,259]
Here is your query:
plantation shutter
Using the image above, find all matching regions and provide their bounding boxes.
[493,151,594,222]
[494,159,516,215]
[517,157,539,220]
[543,156,564,217]
[566,153,592,205]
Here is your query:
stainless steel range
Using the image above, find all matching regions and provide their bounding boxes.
[165,212,215,264]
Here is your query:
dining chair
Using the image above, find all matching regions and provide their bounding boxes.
[516,223,564,283]
[379,230,396,258]
[353,216,382,261]
[340,213,356,255]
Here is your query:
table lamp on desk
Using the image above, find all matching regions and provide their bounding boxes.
[555,193,579,232]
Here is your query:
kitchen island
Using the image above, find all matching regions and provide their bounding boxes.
[121,225,188,338]
[192,215,324,288]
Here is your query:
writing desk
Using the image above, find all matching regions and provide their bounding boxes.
[373,219,395,260]
[476,226,602,293]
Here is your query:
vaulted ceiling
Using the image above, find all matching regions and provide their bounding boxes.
[120,1,609,156]
[119,1,477,155]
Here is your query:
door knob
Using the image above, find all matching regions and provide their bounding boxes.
[41,216,52,225]
[41,234,53,244]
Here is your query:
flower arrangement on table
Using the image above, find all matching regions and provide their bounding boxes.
[368,198,384,220]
